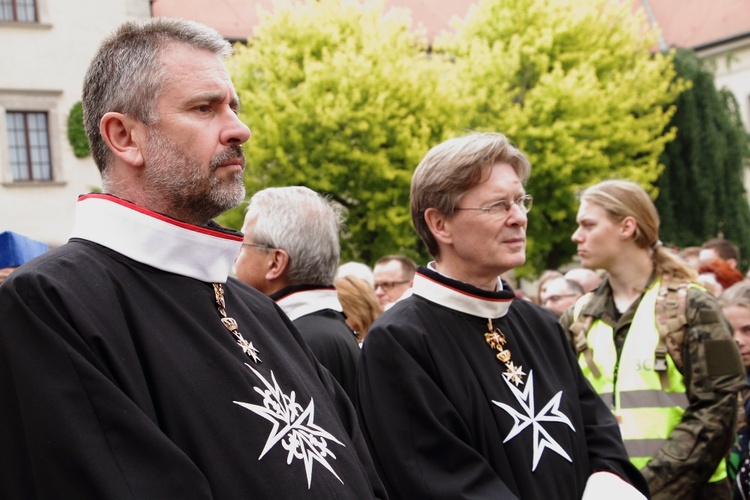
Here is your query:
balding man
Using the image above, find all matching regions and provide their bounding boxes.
[564,268,602,293]
[540,277,584,317]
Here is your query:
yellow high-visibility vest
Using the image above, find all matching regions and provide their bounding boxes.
[574,278,726,481]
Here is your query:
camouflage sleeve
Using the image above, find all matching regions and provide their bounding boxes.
[558,306,574,345]
[642,287,746,498]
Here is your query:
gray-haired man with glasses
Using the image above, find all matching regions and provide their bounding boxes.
[356,132,648,499]
[236,186,361,400]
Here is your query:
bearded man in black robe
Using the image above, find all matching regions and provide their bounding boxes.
[0,18,384,499]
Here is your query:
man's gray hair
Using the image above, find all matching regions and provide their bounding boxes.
[82,17,231,175]
[246,186,344,285]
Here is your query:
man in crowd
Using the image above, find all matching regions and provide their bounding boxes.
[0,18,384,498]
[356,132,648,499]
[540,276,584,317]
[701,238,741,271]
[372,254,416,309]
[236,186,361,399]
[564,267,603,293]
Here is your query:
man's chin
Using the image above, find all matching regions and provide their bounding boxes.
[497,255,525,276]
[215,183,246,211]
[509,250,526,266]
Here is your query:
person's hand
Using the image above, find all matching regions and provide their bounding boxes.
[0,267,16,285]
[582,472,647,500]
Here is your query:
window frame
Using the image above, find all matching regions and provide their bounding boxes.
[0,0,38,23]
[0,0,48,27]
[0,89,63,185]
[7,110,52,181]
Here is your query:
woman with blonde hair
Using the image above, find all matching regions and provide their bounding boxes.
[334,275,383,343]
[560,179,745,499]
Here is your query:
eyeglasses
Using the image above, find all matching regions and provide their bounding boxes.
[242,243,275,251]
[455,195,533,217]
[542,293,578,305]
[374,280,410,292]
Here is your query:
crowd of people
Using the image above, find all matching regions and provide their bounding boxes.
[2,16,750,500]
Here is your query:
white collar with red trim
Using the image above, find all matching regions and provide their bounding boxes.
[69,194,242,283]
[411,262,513,318]
[274,288,343,321]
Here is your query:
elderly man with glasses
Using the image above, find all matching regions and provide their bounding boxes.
[236,186,361,401]
[356,132,648,499]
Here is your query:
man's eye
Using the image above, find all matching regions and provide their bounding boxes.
[197,105,211,112]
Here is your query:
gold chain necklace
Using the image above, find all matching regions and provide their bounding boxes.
[484,318,525,386]
[213,283,261,363]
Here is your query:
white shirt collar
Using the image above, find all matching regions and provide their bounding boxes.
[274,288,343,321]
[411,262,513,318]
[69,194,242,283]
[426,261,504,291]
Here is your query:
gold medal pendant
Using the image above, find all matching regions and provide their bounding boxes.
[484,318,525,386]
[213,283,261,363]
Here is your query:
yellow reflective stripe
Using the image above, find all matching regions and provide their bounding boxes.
[624,438,666,460]
[618,407,684,441]
[619,390,689,410]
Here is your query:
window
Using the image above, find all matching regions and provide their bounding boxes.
[0,0,37,22]
[7,111,52,181]
[0,90,62,185]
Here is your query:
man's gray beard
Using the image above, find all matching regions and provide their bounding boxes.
[143,130,246,224]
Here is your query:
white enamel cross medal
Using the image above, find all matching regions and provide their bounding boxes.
[484,318,525,386]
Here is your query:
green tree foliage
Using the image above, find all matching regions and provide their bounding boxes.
[436,0,685,275]
[655,49,750,269]
[224,0,462,264]
[67,101,90,158]
[224,0,685,274]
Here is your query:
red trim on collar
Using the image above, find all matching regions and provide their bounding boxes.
[78,193,242,241]
[418,272,513,303]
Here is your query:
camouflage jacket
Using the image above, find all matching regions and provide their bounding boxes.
[559,276,746,499]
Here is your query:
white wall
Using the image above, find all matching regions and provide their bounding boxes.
[0,0,150,247]
[697,38,750,199]
[699,38,750,132]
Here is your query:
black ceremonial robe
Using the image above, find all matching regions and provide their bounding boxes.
[271,286,361,401]
[356,265,648,499]
[0,193,385,499]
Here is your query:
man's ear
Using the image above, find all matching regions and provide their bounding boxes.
[424,207,452,246]
[99,112,146,167]
[266,249,290,281]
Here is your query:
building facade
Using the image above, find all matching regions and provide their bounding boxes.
[1,0,748,248]
[0,0,150,247]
